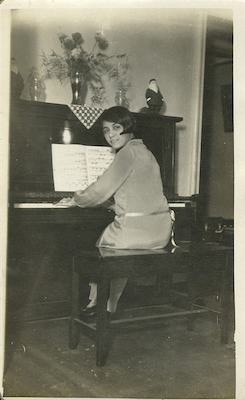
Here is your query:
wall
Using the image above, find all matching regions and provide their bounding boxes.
[10,8,207,196]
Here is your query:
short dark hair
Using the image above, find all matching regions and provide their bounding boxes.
[101,106,136,134]
[149,78,156,83]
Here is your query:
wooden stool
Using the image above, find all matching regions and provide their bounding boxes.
[69,242,233,366]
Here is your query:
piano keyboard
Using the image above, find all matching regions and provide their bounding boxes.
[14,203,67,209]
[13,202,193,209]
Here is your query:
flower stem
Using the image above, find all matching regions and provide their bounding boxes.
[89,41,97,56]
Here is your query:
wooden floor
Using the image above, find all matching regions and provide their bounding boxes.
[3,313,235,399]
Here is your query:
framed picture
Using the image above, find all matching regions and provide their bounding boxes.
[221,84,233,132]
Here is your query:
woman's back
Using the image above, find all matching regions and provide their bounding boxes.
[114,139,169,216]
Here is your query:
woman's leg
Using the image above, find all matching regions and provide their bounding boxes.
[86,278,128,313]
[86,282,97,308]
[107,278,128,313]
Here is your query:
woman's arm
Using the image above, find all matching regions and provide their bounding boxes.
[74,145,134,208]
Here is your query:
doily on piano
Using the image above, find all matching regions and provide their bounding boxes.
[69,104,104,129]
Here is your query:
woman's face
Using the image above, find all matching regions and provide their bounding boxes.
[102,121,134,150]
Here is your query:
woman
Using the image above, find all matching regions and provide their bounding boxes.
[58,106,172,316]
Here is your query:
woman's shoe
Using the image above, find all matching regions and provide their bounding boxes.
[107,311,117,321]
[107,311,112,320]
[80,305,97,320]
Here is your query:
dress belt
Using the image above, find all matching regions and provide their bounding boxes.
[122,210,170,217]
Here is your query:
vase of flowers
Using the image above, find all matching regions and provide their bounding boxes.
[108,54,131,109]
[41,31,113,106]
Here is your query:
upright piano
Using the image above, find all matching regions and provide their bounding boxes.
[7,100,197,321]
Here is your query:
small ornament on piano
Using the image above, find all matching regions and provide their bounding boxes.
[11,58,24,102]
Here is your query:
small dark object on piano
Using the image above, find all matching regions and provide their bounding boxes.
[11,58,24,101]
[145,79,164,114]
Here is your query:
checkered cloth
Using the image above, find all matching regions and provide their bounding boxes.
[69,104,104,129]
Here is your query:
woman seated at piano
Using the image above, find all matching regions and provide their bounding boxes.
[58,106,172,318]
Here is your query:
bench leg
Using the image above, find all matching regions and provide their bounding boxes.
[69,266,80,350]
[96,277,111,366]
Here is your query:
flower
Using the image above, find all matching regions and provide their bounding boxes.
[94,31,109,50]
[72,32,84,45]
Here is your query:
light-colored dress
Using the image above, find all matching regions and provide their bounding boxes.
[74,139,172,249]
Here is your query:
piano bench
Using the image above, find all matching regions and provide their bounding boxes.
[69,243,234,366]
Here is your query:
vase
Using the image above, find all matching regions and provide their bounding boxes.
[70,71,85,105]
[115,90,129,109]
[29,69,44,101]
[29,77,43,101]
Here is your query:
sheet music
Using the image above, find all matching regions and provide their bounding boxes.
[85,146,116,185]
[51,144,115,192]
[52,144,88,192]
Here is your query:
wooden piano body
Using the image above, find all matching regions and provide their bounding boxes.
[7,100,196,321]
